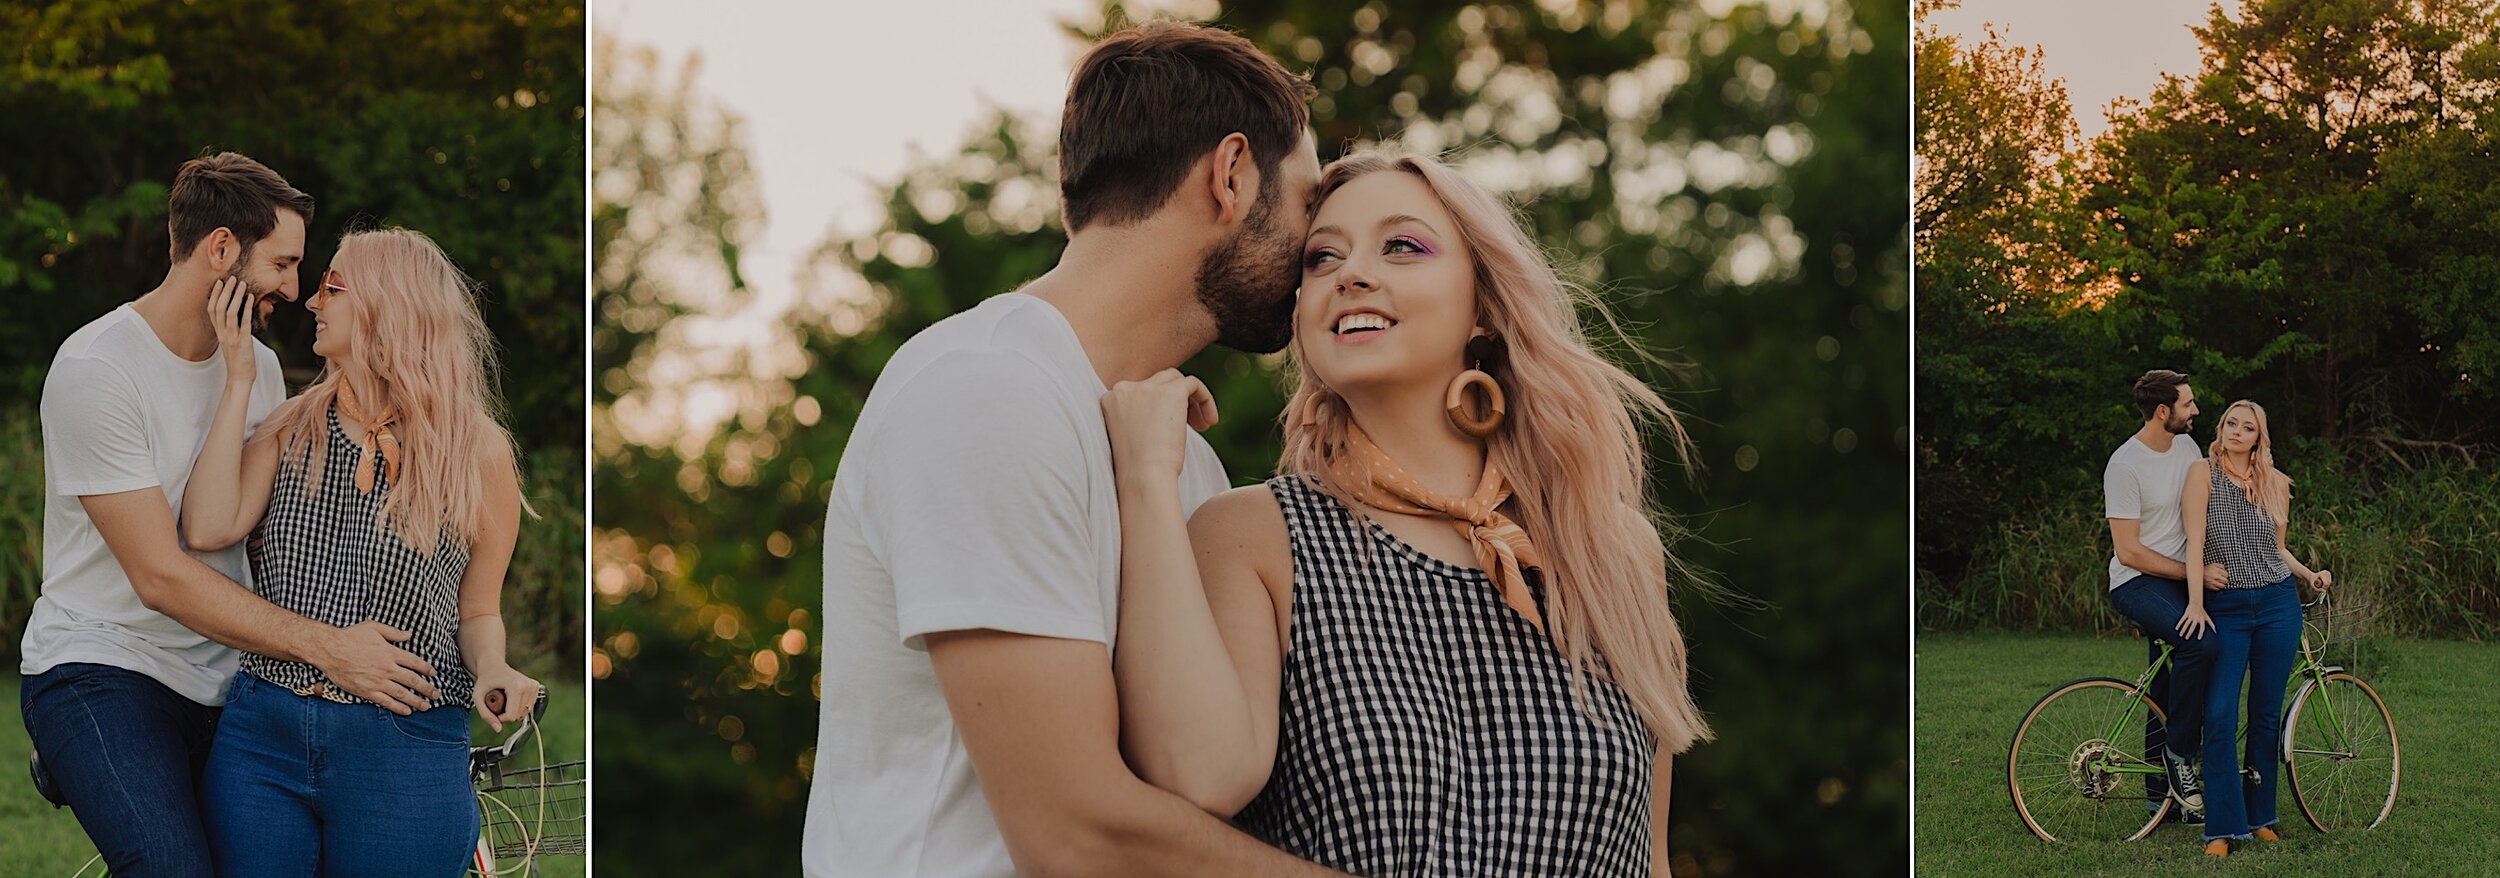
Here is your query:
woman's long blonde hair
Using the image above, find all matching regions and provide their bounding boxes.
[252,228,528,552]
[2216,399,2293,525]
[1278,152,1709,752]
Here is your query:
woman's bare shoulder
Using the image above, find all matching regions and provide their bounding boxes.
[1187,484,1291,583]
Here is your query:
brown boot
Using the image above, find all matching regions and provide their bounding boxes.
[2204,839,2231,858]
[2251,826,2281,842]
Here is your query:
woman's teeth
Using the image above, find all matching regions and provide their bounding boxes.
[1335,313,1391,334]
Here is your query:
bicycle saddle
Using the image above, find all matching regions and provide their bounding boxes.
[29,750,66,808]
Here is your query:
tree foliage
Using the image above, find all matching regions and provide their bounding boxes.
[0,0,587,450]
[1917,0,2500,619]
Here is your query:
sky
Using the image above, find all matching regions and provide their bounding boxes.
[1921,1,2241,140]
[600,0,1108,304]
[599,0,1150,442]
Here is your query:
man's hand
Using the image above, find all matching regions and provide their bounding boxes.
[2204,563,2230,591]
[307,621,440,714]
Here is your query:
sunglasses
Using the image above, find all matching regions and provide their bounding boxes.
[320,270,351,297]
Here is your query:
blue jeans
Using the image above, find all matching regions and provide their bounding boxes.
[200,672,478,876]
[2200,578,2301,841]
[2106,574,2218,801]
[19,662,221,878]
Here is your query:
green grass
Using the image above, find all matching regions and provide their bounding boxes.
[1915,634,2500,876]
[1,673,584,878]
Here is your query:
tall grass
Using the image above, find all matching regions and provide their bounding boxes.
[2,408,40,637]
[1921,459,2500,640]
[0,405,584,673]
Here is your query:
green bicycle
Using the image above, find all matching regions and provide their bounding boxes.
[2005,589,2399,842]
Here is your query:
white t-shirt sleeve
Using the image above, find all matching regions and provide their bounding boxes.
[864,350,1105,650]
[41,355,159,497]
[2103,450,2140,521]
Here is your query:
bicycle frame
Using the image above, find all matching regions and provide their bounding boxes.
[2082,592,2356,784]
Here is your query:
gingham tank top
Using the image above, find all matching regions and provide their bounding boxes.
[2201,461,2292,589]
[243,405,472,709]
[1234,476,1655,877]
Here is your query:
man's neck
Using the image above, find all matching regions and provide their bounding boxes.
[2132,420,2177,454]
[1024,229,1219,388]
[129,269,218,362]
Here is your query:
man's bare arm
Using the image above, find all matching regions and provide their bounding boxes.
[82,487,441,713]
[2107,518,2227,587]
[927,629,1350,877]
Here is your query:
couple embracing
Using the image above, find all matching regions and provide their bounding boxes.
[2102,369,2333,858]
[807,20,1707,878]
[23,153,543,876]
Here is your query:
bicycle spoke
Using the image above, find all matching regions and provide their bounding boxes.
[2009,679,2172,842]
[2286,674,2399,832]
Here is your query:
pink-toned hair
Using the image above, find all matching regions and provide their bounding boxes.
[252,228,529,552]
[1279,152,1709,752]
[2215,399,2293,524]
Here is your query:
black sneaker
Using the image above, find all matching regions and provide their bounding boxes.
[2166,750,2205,815]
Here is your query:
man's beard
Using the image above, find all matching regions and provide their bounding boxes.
[1192,194,1300,355]
[225,264,278,330]
[2165,412,2194,435]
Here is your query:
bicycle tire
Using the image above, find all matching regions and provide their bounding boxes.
[2284,671,2399,832]
[2008,676,2174,843]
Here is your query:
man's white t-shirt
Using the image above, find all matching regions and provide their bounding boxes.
[801,293,1229,878]
[24,303,285,705]
[2104,433,2204,590]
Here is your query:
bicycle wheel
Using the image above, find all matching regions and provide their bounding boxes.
[2284,671,2399,831]
[2008,677,2172,842]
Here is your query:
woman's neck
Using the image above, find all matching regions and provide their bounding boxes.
[2213,446,2255,476]
[1342,382,1486,498]
[334,367,391,431]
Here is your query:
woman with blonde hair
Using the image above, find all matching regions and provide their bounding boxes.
[179,227,540,875]
[1102,152,1706,876]
[2176,399,2331,858]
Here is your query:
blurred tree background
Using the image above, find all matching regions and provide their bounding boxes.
[1916,0,2500,637]
[593,0,1909,875]
[0,0,585,683]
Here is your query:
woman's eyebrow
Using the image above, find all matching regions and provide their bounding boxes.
[1379,214,1441,236]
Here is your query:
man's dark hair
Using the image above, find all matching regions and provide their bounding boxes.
[1058,20,1315,233]
[2133,369,2191,420]
[166,152,315,264]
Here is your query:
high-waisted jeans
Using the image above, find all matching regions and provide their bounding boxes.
[200,671,478,876]
[2199,577,2301,841]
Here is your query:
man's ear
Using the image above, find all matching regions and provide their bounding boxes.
[203,227,238,272]
[1205,132,1257,227]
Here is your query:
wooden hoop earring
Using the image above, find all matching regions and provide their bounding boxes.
[1446,369,1505,437]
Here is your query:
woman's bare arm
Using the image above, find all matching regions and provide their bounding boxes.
[1111,482,1292,816]
[456,445,538,729]
[2178,461,2214,637]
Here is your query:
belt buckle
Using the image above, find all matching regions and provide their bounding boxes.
[286,679,360,705]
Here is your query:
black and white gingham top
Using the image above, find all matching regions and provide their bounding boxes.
[2200,462,2292,589]
[244,405,472,709]
[1234,476,1655,877]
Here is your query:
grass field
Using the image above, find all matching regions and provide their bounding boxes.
[1915,634,2500,876]
[0,673,585,878]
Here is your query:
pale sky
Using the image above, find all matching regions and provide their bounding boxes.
[600,0,1107,304]
[597,0,1147,444]
[1922,1,2240,140]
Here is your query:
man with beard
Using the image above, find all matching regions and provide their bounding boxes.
[802,21,1347,878]
[24,152,446,877]
[2103,369,2229,823]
